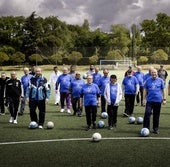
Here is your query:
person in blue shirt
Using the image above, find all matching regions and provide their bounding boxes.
[144,66,154,83]
[98,69,110,113]
[26,67,50,129]
[104,75,122,130]
[134,66,145,106]
[143,68,166,134]
[19,67,33,115]
[80,75,100,131]
[70,71,85,116]
[56,67,73,114]
[122,69,139,117]
[92,67,102,86]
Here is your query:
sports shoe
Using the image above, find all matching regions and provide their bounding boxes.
[92,123,96,129]
[85,126,91,131]
[13,120,17,124]
[153,130,159,134]
[108,126,113,130]
[67,109,71,114]
[9,117,14,123]
[38,125,43,129]
[123,112,129,117]
[0,113,5,116]
[60,109,65,113]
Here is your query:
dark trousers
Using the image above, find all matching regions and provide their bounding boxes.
[71,97,82,115]
[85,106,97,126]
[136,86,143,105]
[143,102,161,132]
[107,105,118,126]
[101,95,106,113]
[60,92,71,109]
[29,99,46,126]
[0,97,5,113]
[124,94,135,115]
[8,97,20,120]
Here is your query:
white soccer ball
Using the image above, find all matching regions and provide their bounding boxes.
[128,116,136,124]
[83,73,87,79]
[136,117,143,124]
[92,132,102,142]
[46,121,54,129]
[101,112,108,119]
[141,128,150,137]
[29,121,38,129]
[98,120,105,128]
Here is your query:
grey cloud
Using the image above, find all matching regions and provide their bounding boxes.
[0,0,170,31]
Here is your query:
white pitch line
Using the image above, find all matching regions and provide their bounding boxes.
[0,137,170,145]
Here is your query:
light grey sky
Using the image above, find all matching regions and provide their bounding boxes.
[0,0,169,31]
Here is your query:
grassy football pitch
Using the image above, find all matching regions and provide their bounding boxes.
[0,68,170,167]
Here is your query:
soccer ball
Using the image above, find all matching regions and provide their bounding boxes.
[136,117,143,124]
[128,116,136,124]
[29,121,38,129]
[98,120,105,128]
[92,132,102,142]
[141,128,150,137]
[101,112,108,119]
[46,121,54,129]
[83,73,87,79]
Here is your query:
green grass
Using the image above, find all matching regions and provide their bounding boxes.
[0,69,170,167]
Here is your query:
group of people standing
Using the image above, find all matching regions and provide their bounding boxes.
[0,64,168,134]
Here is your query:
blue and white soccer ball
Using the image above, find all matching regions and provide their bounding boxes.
[92,132,102,142]
[83,73,87,79]
[128,116,136,124]
[136,117,143,124]
[101,112,108,119]
[98,120,105,128]
[29,121,38,129]
[46,121,54,129]
[141,128,150,137]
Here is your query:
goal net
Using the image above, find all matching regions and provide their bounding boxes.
[99,59,132,70]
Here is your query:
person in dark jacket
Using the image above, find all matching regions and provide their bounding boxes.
[5,71,22,124]
[26,67,50,129]
[0,72,9,115]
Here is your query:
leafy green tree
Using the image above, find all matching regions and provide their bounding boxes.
[89,55,99,65]
[137,56,148,64]
[0,52,9,66]
[50,52,63,64]
[106,49,123,60]
[10,51,25,65]
[28,54,43,65]
[67,51,83,64]
[150,49,168,63]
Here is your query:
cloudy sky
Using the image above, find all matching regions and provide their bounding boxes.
[0,0,170,31]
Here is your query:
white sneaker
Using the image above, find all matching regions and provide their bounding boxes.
[60,109,64,113]
[38,125,43,129]
[9,117,14,123]
[13,120,17,124]
[67,109,71,114]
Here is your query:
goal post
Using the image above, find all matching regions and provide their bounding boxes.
[99,59,132,70]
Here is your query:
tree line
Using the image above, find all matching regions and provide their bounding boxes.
[0,12,170,66]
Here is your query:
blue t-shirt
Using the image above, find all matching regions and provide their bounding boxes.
[144,73,151,82]
[70,78,85,98]
[57,74,73,93]
[81,83,100,106]
[122,76,139,94]
[21,74,33,94]
[92,73,102,86]
[144,77,164,103]
[134,72,145,87]
[110,83,118,104]
[98,76,110,95]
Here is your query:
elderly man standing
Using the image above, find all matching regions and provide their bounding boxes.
[5,71,22,124]
[26,67,50,129]
[143,68,166,134]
